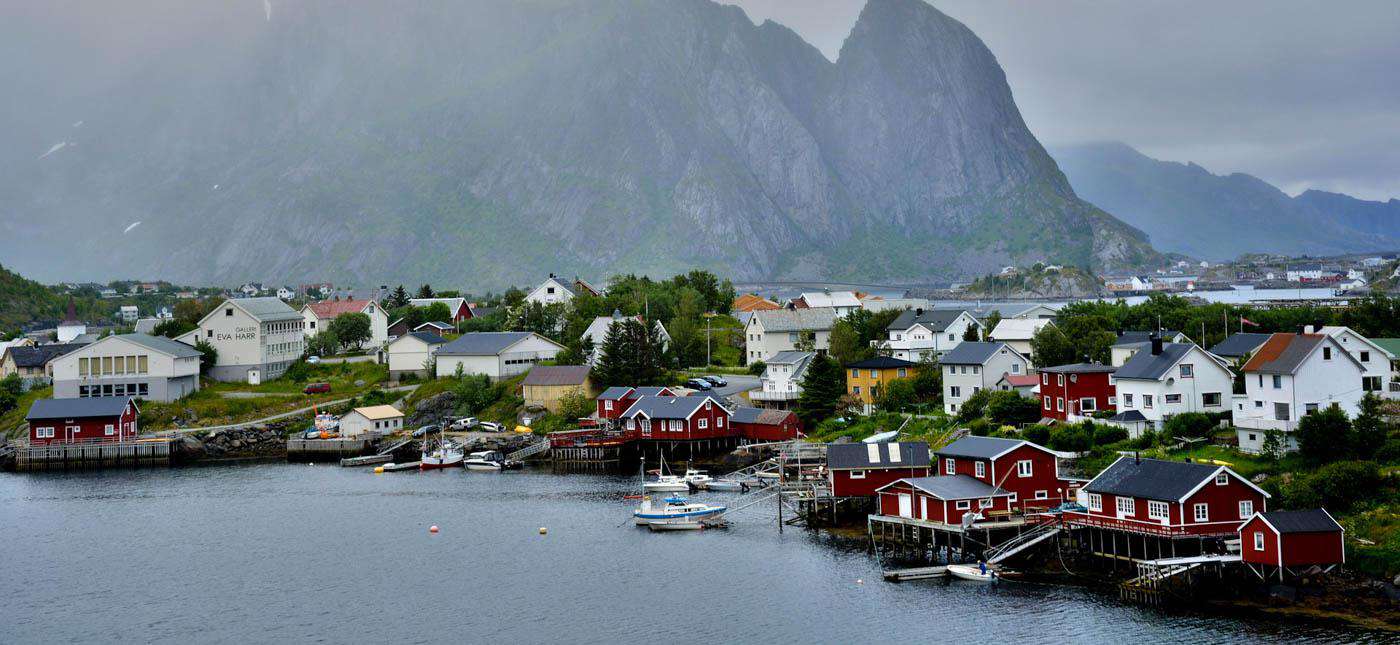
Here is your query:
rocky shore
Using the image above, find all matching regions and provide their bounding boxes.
[172,420,301,463]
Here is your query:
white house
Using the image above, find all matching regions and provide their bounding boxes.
[300,299,390,351]
[1285,264,1324,282]
[791,291,862,316]
[938,342,1029,415]
[748,351,813,410]
[276,286,295,300]
[50,333,202,402]
[384,331,447,379]
[1317,326,1394,394]
[118,305,139,323]
[579,310,671,365]
[1232,333,1366,453]
[1107,339,1233,436]
[339,405,403,438]
[879,308,982,362]
[177,297,305,382]
[988,318,1054,363]
[435,332,565,380]
[524,274,598,307]
[745,307,839,364]
[56,308,87,344]
[1110,330,1190,367]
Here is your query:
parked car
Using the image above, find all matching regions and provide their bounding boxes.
[303,382,331,394]
[302,428,321,440]
[306,356,321,364]
[684,378,712,390]
[449,417,478,431]
[413,424,440,438]
[702,375,728,387]
[477,421,503,432]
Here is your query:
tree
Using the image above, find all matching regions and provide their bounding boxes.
[452,370,501,416]
[416,284,435,299]
[984,390,1040,426]
[174,299,208,325]
[557,387,594,422]
[509,301,565,341]
[1351,393,1390,457]
[793,331,817,353]
[592,319,668,388]
[877,378,917,412]
[982,311,1002,341]
[1028,325,1075,368]
[962,325,980,342]
[422,302,453,325]
[827,318,869,366]
[1296,406,1353,464]
[193,340,218,375]
[910,358,942,408]
[385,285,410,309]
[1260,429,1286,462]
[328,312,372,351]
[0,372,21,415]
[305,330,340,357]
[794,355,845,427]
[152,319,194,339]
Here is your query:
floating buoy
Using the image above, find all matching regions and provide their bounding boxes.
[374,466,384,474]
[429,525,439,533]
[539,527,548,535]
[856,579,864,585]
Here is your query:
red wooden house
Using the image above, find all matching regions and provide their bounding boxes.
[875,476,1013,524]
[1037,363,1116,422]
[620,395,731,441]
[730,407,802,442]
[1239,509,1345,581]
[596,386,675,420]
[26,397,139,445]
[934,436,1079,509]
[826,442,931,498]
[1065,456,1269,538]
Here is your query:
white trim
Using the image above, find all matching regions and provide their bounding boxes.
[1176,465,1271,503]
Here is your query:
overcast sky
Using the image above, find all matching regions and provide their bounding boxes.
[729,0,1400,201]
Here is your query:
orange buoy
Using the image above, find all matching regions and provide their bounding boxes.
[429,525,439,533]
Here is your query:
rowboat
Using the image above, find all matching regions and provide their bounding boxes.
[946,563,999,583]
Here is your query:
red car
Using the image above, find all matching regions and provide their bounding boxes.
[303,382,331,394]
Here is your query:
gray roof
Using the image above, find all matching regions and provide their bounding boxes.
[116,333,203,358]
[827,441,930,470]
[229,297,302,322]
[1039,362,1116,374]
[634,386,673,397]
[900,475,1010,500]
[1209,333,1272,358]
[766,350,813,365]
[436,332,538,356]
[1108,410,1148,423]
[730,407,794,425]
[751,307,839,332]
[1114,330,1183,347]
[27,397,134,420]
[1256,509,1342,534]
[1084,457,1220,501]
[133,318,160,335]
[1113,343,1193,380]
[1241,334,1335,375]
[846,356,918,369]
[621,395,716,420]
[887,308,968,332]
[404,331,447,345]
[938,342,1010,365]
[936,436,1029,460]
[599,386,635,399]
[522,365,591,386]
[7,344,82,368]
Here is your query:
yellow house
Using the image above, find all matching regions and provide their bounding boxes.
[521,365,595,414]
[845,356,920,406]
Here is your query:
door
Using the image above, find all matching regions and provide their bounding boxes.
[640,419,651,437]
[65,425,79,442]
[898,493,913,518]
[919,497,928,520]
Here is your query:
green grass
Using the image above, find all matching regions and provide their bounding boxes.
[138,362,391,430]
[2,386,53,439]
[805,413,960,447]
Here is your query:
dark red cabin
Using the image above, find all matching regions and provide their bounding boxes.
[26,397,139,445]
[934,436,1079,509]
[826,442,931,498]
[596,386,674,420]
[1239,509,1345,581]
[1065,456,1270,538]
[620,395,730,441]
[730,407,802,442]
[1037,363,1116,421]
[876,475,1013,524]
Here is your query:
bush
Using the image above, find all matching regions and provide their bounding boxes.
[967,418,992,437]
[1048,424,1093,452]
[1376,438,1400,464]
[1021,424,1051,446]
[1093,425,1128,446]
[1296,406,1353,464]
[453,373,502,416]
[984,391,1040,427]
[955,389,993,423]
[1279,461,1384,513]
[283,360,313,383]
[747,361,766,377]
[1164,412,1216,441]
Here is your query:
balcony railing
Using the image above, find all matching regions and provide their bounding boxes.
[748,390,799,402]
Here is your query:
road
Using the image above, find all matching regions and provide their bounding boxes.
[692,374,760,398]
[156,384,419,435]
[313,354,377,365]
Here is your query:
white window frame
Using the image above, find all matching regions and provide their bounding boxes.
[1017,460,1032,478]
[978,498,994,509]
[104,424,115,436]
[1193,503,1209,522]
[1215,473,1229,486]
[697,418,708,430]
[1087,493,1102,512]
[1079,398,1096,412]
[1253,531,1265,551]
[975,461,985,478]
[955,500,971,511]
[1116,496,1135,518]
[849,470,866,480]
[1238,500,1254,519]
[1147,500,1169,520]
[945,458,956,475]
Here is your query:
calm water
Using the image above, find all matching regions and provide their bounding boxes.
[0,464,1386,644]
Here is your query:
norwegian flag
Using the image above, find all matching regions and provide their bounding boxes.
[1240,317,1260,327]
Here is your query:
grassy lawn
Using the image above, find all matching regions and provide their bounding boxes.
[805,412,960,447]
[2,386,53,439]
[139,362,392,430]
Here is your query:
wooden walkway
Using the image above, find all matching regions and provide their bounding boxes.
[14,439,174,471]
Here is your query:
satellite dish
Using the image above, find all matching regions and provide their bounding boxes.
[1166,377,1176,386]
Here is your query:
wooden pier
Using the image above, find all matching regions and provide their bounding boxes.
[883,566,948,582]
[286,437,375,461]
[13,439,174,471]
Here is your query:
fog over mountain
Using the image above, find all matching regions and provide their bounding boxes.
[0,0,1155,288]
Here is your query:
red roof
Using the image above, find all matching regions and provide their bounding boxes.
[306,299,372,319]
[1001,373,1039,387]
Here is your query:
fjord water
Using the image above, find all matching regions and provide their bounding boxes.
[0,464,1381,644]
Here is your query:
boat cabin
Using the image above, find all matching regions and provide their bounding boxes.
[826,442,931,498]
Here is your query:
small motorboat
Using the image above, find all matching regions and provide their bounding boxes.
[420,427,464,470]
[704,479,752,492]
[463,450,520,471]
[947,563,1000,583]
[633,496,727,530]
[681,468,713,489]
[644,475,690,492]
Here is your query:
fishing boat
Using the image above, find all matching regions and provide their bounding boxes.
[463,450,520,471]
[643,458,690,492]
[420,426,464,470]
[633,496,727,530]
[947,563,999,583]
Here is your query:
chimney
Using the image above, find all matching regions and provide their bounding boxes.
[1150,334,1163,356]
[915,307,924,317]
[1303,324,1316,334]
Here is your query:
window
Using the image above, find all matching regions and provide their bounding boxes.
[1272,374,1282,389]
[1056,398,1063,411]
[79,357,89,376]
[1008,492,1018,503]
[1360,350,1370,363]
[1253,531,1265,551]
[1143,394,1154,409]
[1193,503,1209,522]
[1164,394,1181,404]
[975,461,985,478]
[972,366,980,375]
[1147,500,1169,520]
[1239,500,1254,519]
[697,418,708,429]
[1087,493,1102,512]
[1057,374,1065,386]
[225,308,233,316]
[1116,496,1135,517]
[897,368,906,378]
[717,417,724,428]
[852,386,861,395]
[1202,392,1221,407]
[1215,473,1229,486]
[949,386,961,399]
[1034,490,1049,500]
[1079,398,1096,412]
[851,369,860,378]
[1322,346,1332,360]
[789,332,799,343]
[604,400,613,411]
[138,355,148,374]
[1043,396,1051,409]
[1011,363,1021,374]
[955,500,971,510]
[1179,364,1194,378]
[1363,376,1382,392]
[849,470,866,479]
[102,356,113,374]
[1017,460,1032,477]
[947,333,955,341]
[1041,374,1048,384]
[104,424,115,436]
[1274,402,1290,422]
[1123,393,1133,407]
[978,498,994,509]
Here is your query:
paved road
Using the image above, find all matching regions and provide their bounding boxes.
[314,355,377,365]
[157,384,419,435]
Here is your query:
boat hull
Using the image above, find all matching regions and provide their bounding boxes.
[643,483,689,492]
[420,455,464,470]
[463,462,502,471]
[946,564,998,583]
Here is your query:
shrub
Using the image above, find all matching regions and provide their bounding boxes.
[955,389,993,423]
[1093,425,1128,446]
[984,391,1040,426]
[1049,424,1093,452]
[1296,406,1353,464]
[1279,461,1384,513]
[1021,424,1051,446]
[1376,438,1400,464]
[1164,412,1216,441]
[283,360,313,383]
[967,418,992,437]
[747,361,766,377]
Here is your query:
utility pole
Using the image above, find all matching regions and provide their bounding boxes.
[706,315,712,368]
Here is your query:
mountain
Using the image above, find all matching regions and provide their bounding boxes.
[1051,142,1400,260]
[0,0,1155,289]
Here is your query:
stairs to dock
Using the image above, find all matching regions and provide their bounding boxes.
[376,437,415,456]
[508,437,551,461]
[985,524,1060,564]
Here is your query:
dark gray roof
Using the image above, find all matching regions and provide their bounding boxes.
[114,333,203,358]
[7,344,82,368]
[1108,410,1148,423]
[900,475,1010,500]
[1209,333,1272,358]
[1085,457,1220,501]
[404,331,447,345]
[621,395,716,420]
[634,386,673,397]
[887,308,968,332]
[1257,509,1342,534]
[1114,330,1183,346]
[846,356,918,369]
[598,386,635,399]
[730,407,794,425]
[938,342,1010,365]
[827,441,930,470]
[936,436,1029,460]
[1039,362,1116,374]
[521,365,591,386]
[1113,343,1194,380]
[27,397,134,420]
[436,332,537,356]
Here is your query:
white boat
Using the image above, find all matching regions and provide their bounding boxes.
[633,496,727,530]
[464,450,514,471]
[682,468,713,488]
[643,475,689,492]
[420,427,464,470]
[704,480,753,492]
[946,563,999,583]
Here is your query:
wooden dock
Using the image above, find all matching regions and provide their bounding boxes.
[287,437,374,460]
[14,439,174,471]
[340,454,393,467]
[883,566,948,582]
